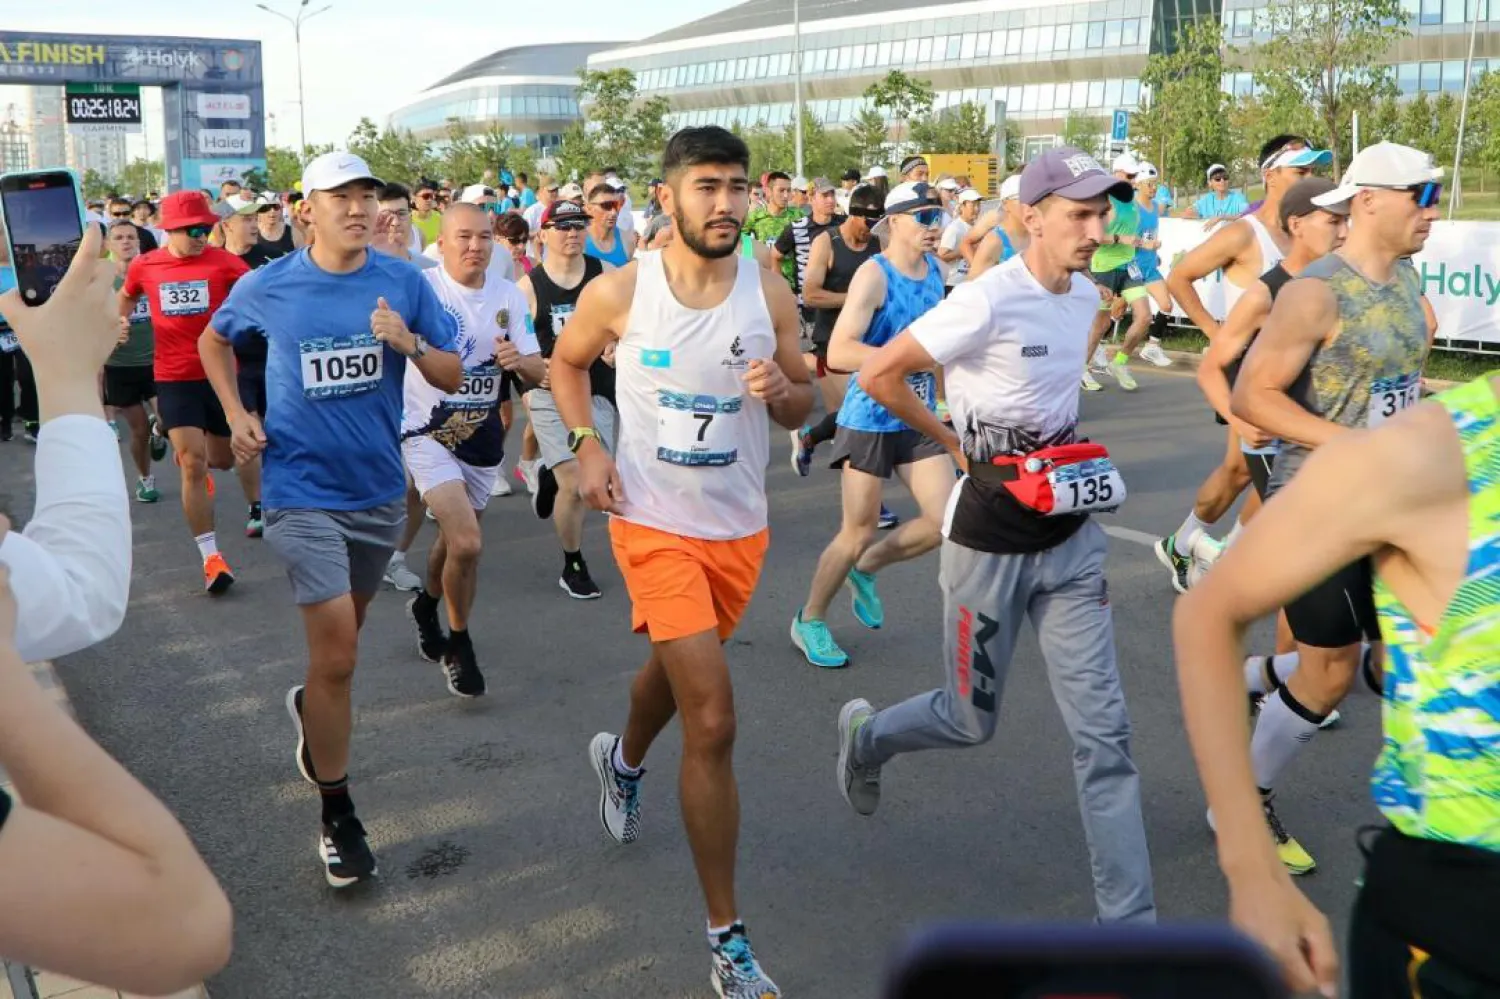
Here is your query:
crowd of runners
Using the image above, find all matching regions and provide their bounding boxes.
[0,124,1492,999]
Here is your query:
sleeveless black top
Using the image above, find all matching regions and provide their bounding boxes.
[813,227,880,345]
[532,256,613,401]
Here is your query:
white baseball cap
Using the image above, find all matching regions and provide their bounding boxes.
[558,181,585,200]
[871,181,943,235]
[863,165,887,180]
[300,151,383,195]
[936,177,961,192]
[1111,152,1141,176]
[1312,141,1443,207]
[790,175,809,190]
[957,187,983,203]
[459,183,496,204]
[1136,162,1159,181]
[999,174,1022,202]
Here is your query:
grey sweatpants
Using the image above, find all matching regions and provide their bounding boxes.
[855,521,1156,923]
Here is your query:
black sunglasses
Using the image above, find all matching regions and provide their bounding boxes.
[850,208,885,222]
[546,219,588,232]
[183,225,213,238]
[1209,173,1227,181]
[109,210,132,218]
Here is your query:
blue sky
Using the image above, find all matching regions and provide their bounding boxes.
[8,0,720,148]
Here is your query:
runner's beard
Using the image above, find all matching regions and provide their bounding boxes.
[675,210,741,260]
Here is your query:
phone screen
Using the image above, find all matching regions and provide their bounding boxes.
[1,171,84,307]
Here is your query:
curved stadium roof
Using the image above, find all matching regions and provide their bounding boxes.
[639,0,952,45]
[426,41,626,91]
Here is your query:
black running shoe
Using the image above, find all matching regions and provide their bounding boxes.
[319,813,377,888]
[442,637,486,698]
[407,594,447,662]
[560,561,602,600]
[285,685,318,785]
[532,463,558,520]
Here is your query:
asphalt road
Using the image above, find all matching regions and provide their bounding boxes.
[14,368,1384,999]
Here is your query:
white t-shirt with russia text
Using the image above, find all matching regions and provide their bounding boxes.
[907,254,1099,553]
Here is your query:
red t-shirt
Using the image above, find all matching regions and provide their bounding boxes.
[122,246,250,382]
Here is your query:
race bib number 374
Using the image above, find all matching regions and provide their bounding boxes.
[300,334,384,400]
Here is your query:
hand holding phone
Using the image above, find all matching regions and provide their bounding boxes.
[1,169,86,308]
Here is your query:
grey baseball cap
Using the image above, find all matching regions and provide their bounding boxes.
[1020,147,1135,206]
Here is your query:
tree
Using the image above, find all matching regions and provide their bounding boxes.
[266,146,303,191]
[346,117,434,186]
[908,102,995,155]
[555,68,671,181]
[1397,92,1435,153]
[438,118,520,187]
[847,106,890,169]
[1366,92,1402,146]
[1467,71,1500,193]
[1251,0,1407,173]
[863,69,935,148]
[1432,91,1461,173]
[80,169,111,201]
[1132,18,1232,192]
[117,158,164,197]
[1060,114,1107,159]
[239,166,269,191]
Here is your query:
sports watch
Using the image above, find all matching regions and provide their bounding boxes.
[408,335,428,359]
[567,427,600,453]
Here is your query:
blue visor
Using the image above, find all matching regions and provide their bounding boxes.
[1263,147,1334,171]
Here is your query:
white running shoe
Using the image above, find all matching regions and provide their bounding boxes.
[490,459,513,497]
[1081,370,1104,393]
[383,553,422,591]
[516,458,539,495]
[1107,360,1138,391]
[1091,345,1111,371]
[1139,339,1173,367]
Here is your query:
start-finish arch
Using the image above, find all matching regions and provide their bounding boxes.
[0,31,265,191]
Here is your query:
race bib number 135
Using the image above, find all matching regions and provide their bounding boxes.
[1048,457,1126,516]
[300,334,384,400]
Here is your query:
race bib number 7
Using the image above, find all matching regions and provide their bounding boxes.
[1369,372,1421,428]
[159,280,209,317]
[300,334,384,400]
[1048,457,1126,516]
[657,390,742,467]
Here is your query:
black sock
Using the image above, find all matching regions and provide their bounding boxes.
[318,777,354,823]
[563,549,584,572]
[448,627,470,647]
[414,589,439,615]
[249,501,263,519]
[1150,312,1171,339]
[807,411,839,448]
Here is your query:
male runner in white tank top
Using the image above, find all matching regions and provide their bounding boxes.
[549,126,814,999]
[1158,136,1331,581]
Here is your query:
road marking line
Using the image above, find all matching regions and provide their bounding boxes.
[1102,523,1161,549]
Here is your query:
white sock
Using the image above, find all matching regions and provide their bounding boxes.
[194,532,218,561]
[707,920,739,943]
[1225,520,1244,547]
[1250,686,1323,788]
[1174,511,1207,556]
[612,739,642,777]
[389,550,407,566]
[1244,652,1302,695]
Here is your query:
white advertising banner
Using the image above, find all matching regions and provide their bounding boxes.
[1156,217,1500,348]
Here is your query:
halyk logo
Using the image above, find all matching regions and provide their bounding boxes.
[1420,261,1500,306]
[722,334,748,368]
[729,335,744,357]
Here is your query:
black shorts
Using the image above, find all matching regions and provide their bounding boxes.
[1284,555,1380,649]
[1245,449,1275,501]
[157,379,230,437]
[499,370,521,404]
[102,365,155,408]
[237,363,267,416]
[1089,267,1143,298]
[829,426,947,479]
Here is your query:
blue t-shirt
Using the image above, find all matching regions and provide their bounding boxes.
[1153,187,1175,212]
[519,188,538,209]
[1133,200,1161,272]
[211,249,457,511]
[836,253,944,434]
[1195,190,1250,219]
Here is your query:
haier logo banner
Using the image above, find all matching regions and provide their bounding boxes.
[196,92,250,119]
[199,128,252,155]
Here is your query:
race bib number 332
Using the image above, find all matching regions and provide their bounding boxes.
[300,333,384,400]
[159,280,209,317]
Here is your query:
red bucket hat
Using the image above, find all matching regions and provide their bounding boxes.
[159,190,219,230]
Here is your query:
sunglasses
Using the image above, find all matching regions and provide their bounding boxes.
[183,225,213,238]
[1405,182,1443,209]
[900,208,946,228]
[546,219,588,232]
[850,208,885,222]
[1209,173,1227,182]
[415,192,435,199]
[503,236,527,245]
[591,199,623,212]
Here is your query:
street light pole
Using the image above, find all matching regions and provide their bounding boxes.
[256,0,332,164]
[793,0,804,177]
[1449,0,1483,219]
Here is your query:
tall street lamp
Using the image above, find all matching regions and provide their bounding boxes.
[256,0,331,164]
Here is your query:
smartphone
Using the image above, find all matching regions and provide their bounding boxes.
[884,922,1287,999]
[0,169,87,308]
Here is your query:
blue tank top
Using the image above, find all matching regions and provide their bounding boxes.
[998,229,1015,262]
[1133,201,1160,270]
[836,253,944,434]
[585,228,629,268]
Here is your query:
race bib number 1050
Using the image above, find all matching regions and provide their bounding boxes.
[1048,457,1126,516]
[300,334,384,400]
[159,280,209,317]
[1369,372,1422,428]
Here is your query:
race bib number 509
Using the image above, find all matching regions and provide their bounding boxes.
[300,333,384,400]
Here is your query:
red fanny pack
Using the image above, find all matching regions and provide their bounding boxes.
[975,442,1126,517]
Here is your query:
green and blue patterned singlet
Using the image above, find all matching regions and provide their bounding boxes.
[1371,376,1500,852]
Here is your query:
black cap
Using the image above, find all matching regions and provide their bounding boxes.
[846,183,885,220]
[841,168,861,183]
[1279,176,1349,233]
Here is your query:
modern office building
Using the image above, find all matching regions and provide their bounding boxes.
[385,42,623,155]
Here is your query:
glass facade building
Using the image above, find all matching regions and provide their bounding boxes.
[386,42,620,155]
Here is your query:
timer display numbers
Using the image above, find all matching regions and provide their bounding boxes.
[66,94,142,124]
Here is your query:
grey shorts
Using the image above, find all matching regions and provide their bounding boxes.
[264,501,405,606]
[526,388,618,469]
[829,426,948,479]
